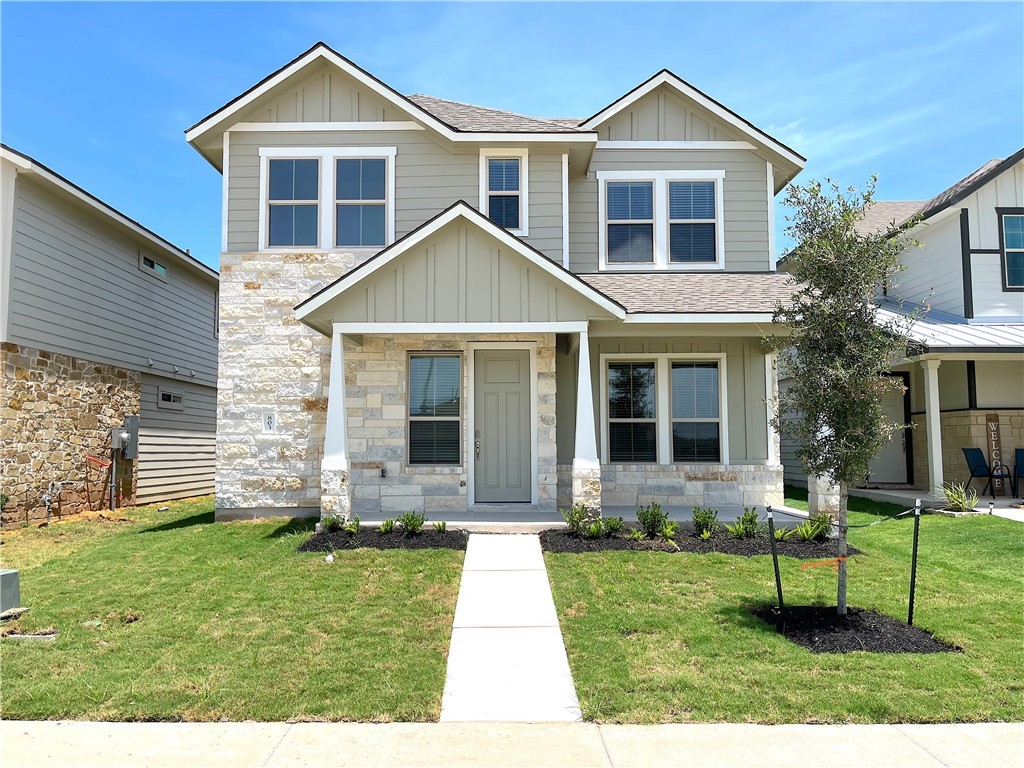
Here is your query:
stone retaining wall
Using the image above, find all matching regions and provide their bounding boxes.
[601,463,785,509]
[1,342,139,527]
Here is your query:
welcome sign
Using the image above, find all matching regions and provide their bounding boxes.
[986,413,1005,495]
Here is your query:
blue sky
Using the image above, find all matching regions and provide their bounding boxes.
[2,1,1021,270]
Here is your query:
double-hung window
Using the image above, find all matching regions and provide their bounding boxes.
[267,158,319,247]
[669,181,717,263]
[999,210,1024,289]
[480,149,528,234]
[336,158,387,248]
[607,182,655,264]
[408,354,462,465]
[599,171,725,269]
[607,362,657,462]
[670,362,721,461]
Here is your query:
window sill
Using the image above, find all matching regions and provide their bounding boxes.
[598,261,725,272]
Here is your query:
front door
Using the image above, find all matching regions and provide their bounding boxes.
[474,349,531,503]
[868,374,910,484]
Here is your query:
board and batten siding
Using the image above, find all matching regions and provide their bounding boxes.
[593,84,744,143]
[227,130,566,263]
[7,175,218,385]
[137,374,216,504]
[569,148,771,273]
[890,213,964,316]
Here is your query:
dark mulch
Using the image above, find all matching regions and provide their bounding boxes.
[539,528,860,559]
[752,605,960,654]
[298,528,468,553]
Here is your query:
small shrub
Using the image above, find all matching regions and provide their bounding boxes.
[943,481,979,513]
[561,503,591,536]
[433,520,447,533]
[692,506,720,538]
[627,528,645,542]
[774,526,795,542]
[343,515,360,535]
[794,514,832,543]
[810,513,834,539]
[636,502,668,538]
[321,514,344,533]
[397,511,427,536]
[725,521,746,539]
[583,520,604,539]
[379,518,396,534]
[737,507,761,538]
[602,516,626,537]
[661,520,679,542]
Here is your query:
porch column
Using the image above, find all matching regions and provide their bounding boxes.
[320,329,351,519]
[921,358,944,498]
[571,329,602,514]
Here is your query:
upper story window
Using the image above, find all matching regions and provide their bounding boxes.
[480,149,528,235]
[598,170,725,271]
[259,147,395,251]
[1000,211,1024,289]
[268,159,319,247]
[139,250,168,280]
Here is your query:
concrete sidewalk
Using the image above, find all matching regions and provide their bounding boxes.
[2,720,1022,768]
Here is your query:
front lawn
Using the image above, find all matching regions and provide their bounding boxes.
[545,489,1024,723]
[0,497,463,722]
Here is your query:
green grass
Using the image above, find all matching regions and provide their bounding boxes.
[0,497,463,722]
[545,487,1024,723]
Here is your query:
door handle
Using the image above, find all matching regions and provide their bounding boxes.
[475,440,481,461]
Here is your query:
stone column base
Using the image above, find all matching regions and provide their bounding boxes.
[320,468,351,520]
[808,475,840,515]
[570,466,602,516]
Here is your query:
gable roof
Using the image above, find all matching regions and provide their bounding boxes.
[578,69,806,171]
[407,95,586,133]
[0,144,218,281]
[294,200,627,324]
[856,148,1024,235]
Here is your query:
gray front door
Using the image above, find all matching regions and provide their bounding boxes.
[474,349,531,503]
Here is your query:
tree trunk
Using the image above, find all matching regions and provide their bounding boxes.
[836,481,849,615]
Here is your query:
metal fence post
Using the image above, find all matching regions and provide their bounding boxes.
[908,499,921,626]
[767,505,785,619]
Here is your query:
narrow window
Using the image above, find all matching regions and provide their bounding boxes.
[607,362,657,462]
[267,158,319,247]
[671,362,721,462]
[158,388,185,411]
[669,181,717,263]
[336,158,387,247]
[487,158,521,230]
[606,181,654,263]
[408,355,462,465]
[1002,214,1024,288]
[141,255,168,277]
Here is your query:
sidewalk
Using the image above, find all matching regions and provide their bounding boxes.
[2,720,1022,768]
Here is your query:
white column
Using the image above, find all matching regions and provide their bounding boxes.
[573,329,599,471]
[921,358,943,497]
[323,329,348,472]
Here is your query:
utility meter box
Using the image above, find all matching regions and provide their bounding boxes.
[111,415,139,460]
[0,569,20,614]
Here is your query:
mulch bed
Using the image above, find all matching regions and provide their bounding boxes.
[539,528,860,559]
[298,528,468,553]
[752,605,960,654]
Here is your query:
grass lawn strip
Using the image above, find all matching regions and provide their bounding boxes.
[545,489,1024,723]
[0,497,463,722]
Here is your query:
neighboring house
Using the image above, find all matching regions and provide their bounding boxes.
[186,42,805,521]
[780,150,1024,502]
[0,145,220,526]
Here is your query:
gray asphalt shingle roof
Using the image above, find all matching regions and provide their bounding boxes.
[854,201,927,236]
[406,94,587,133]
[579,272,795,314]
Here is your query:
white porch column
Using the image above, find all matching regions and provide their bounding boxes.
[571,329,602,513]
[320,329,351,519]
[921,358,944,498]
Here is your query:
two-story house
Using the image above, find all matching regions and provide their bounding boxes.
[1,145,219,527]
[187,43,805,522]
[781,150,1024,505]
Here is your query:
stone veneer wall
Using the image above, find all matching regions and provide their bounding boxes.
[345,333,558,515]
[215,251,355,514]
[1,342,140,527]
[911,409,1023,493]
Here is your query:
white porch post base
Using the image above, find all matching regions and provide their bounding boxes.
[570,463,602,516]
[808,474,840,515]
[320,467,351,519]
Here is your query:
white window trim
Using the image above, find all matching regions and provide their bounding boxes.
[597,169,726,271]
[479,148,529,236]
[257,146,397,253]
[599,352,729,465]
[157,387,185,411]
[406,352,464,468]
[1001,212,1024,288]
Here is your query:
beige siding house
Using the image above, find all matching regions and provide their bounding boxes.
[781,150,1024,505]
[0,145,219,526]
[188,43,805,521]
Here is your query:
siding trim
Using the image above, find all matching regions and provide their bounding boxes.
[960,208,974,318]
[231,121,425,132]
[996,206,1024,292]
[0,160,16,340]
[561,153,570,269]
[596,141,756,150]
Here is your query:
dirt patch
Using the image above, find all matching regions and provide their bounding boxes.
[299,528,468,553]
[752,605,960,654]
[539,528,860,559]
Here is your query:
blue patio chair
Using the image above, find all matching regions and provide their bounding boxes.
[962,447,1012,500]
[1014,448,1024,499]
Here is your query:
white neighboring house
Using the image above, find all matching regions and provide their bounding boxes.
[781,149,1024,506]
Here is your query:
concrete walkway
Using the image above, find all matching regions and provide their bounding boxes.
[439,533,581,722]
[3,720,1022,767]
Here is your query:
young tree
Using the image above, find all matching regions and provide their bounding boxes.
[768,177,920,615]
